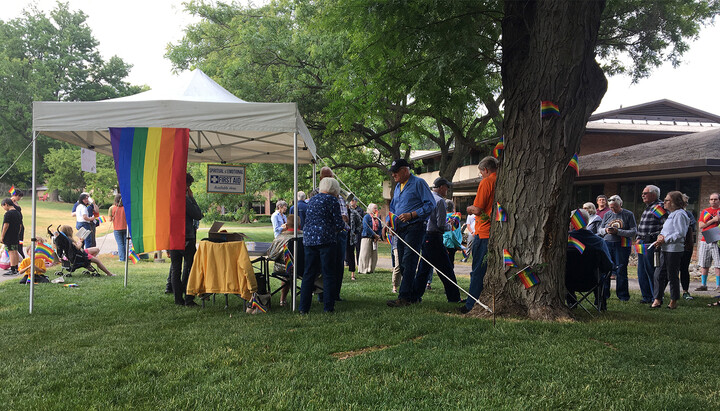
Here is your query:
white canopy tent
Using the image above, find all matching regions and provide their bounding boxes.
[28,69,315,313]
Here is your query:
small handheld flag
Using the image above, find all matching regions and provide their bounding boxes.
[634,243,648,255]
[492,137,505,159]
[8,185,17,196]
[387,212,398,230]
[283,244,293,272]
[250,295,267,313]
[569,209,587,230]
[97,216,107,224]
[541,101,560,118]
[651,204,667,218]
[495,203,507,222]
[503,249,516,267]
[701,210,713,223]
[620,236,630,248]
[568,236,586,254]
[64,284,79,288]
[461,246,469,259]
[568,154,579,176]
[128,249,140,264]
[517,267,540,289]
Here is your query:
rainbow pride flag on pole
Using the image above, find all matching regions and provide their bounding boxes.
[569,209,587,230]
[128,249,140,264]
[568,154,579,176]
[283,243,293,272]
[568,236,586,254]
[387,212,398,230]
[634,243,648,255]
[503,249,516,267]
[492,136,505,159]
[541,101,560,118]
[651,204,667,218]
[97,216,107,224]
[110,128,189,253]
[517,267,540,289]
[495,202,507,222]
[8,185,17,196]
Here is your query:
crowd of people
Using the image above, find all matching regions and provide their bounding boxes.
[572,187,720,309]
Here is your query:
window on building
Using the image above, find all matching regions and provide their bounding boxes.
[617,178,700,219]
[572,184,605,207]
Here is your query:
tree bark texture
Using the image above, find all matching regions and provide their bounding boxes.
[475,0,608,320]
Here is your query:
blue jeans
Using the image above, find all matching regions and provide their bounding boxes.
[636,240,655,301]
[114,230,127,261]
[76,221,93,249]
[605,242,631,301]
[414,233,461,302]
[465,236,489,310]
[397,223,426,301]
[334,231,348,300]
[299,244,337,313]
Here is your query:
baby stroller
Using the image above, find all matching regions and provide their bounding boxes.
[48,225,99,277]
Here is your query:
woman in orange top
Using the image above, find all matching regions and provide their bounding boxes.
[109,194,128,262]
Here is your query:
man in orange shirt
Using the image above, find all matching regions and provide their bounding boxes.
[459,156,498,314]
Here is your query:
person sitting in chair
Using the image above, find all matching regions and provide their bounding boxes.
[267,214,302,307]
[58,225,116,277]
[567,208,613,310]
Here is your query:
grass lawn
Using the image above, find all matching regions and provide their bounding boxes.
[2,248,720,409]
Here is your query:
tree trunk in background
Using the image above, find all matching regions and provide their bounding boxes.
[50,189,59,202]
[475,0,608,320]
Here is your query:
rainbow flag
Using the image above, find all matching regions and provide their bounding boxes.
[634,243,648,255]
[283,244,293,272]
[503,249,516,267]
[387,212,398,230]
[569,209,587,230]
[97,216,107,224]
[128,249,140,264]
[251,295,267,313]
[495,202,507,222]
[568,236,586,254]
[492,137,504,158]
[541,101,560,118]
[461,246,469,259]
[447,212,461,230]
[110,127,190,253]
[35,242,54,262]
[651,204,667,218]
[517,267,540,289]
[64,284,79,288]
[620,236,630,247]
[568,154,579,176]
[8,185,17,196]
[701,210,713,223]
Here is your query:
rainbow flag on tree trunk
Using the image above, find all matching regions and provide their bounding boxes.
[110,128,190,253]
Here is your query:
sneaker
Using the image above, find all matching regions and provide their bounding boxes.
[682,292,694,300]
[695,285,708,291]
[3,270,17,276]
[386,298,412,307]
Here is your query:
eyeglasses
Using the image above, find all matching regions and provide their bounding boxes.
[663,199,671,203]
[641,192,651,196]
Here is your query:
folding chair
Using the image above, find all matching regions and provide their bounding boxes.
[270,237,305,297]
[565,247,609,314]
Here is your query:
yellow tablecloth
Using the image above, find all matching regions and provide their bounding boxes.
[187,241,257,300]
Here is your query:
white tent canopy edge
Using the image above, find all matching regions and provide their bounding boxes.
[27,69,314,313]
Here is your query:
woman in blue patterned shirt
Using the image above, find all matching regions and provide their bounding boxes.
[299,177,345,313]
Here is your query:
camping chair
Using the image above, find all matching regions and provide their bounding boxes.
[565,247,610,314]
[270,237,306,297]
[52,227,99,278]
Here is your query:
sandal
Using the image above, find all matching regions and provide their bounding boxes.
[707,300,720,307]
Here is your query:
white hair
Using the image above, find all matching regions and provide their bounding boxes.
[608,195,623,207]
[645,185,660,198]
[275,200,288,210]
[319,177,340,196]
[297,191,307,201]
[366,203,377,214]
[582,202,596,215]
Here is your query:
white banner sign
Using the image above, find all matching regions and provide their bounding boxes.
[207,164,246,194]
[81,148,96,173]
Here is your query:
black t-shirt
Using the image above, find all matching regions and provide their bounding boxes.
[3,208,22,244]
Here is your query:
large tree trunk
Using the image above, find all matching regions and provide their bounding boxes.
[473,0,608,320]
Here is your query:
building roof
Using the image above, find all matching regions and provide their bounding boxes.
[589,99,720,124]
[578,127,720,181]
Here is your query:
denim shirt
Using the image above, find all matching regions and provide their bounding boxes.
[303,193,345,247]
[389,174,435,230]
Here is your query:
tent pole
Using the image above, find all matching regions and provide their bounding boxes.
[312,162,317,190]
[29,130,38,314]
[292,130,298,312]
[124,236,129,287]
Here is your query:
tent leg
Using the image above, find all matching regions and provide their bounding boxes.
[292,131,298,312]
[124,236,130,287]
[29,130,38,314]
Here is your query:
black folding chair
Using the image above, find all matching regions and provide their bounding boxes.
[565,247,610,314]
[270,237,305,296]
